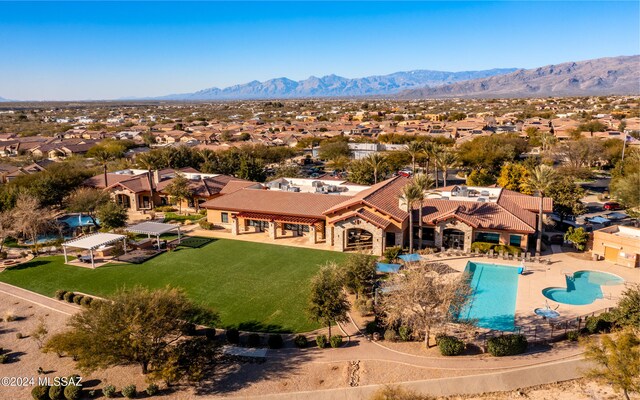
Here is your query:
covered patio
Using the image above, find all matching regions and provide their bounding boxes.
[125,221,182,250]
[62,233,127,269]
[232,212,325,244]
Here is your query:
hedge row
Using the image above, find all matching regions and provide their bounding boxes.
[55,290,94,307]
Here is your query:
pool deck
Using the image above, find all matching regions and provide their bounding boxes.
[424,246,639,335]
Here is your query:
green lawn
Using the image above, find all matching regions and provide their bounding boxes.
[0,239,346,333]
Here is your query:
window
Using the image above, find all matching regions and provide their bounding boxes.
[221,212,228,223]
[476,232,500,244]
[509,235,522,246]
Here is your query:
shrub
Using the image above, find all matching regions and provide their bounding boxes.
[49,384,65,400]
[203,328,216,341]
[181,322,196,336]
[585,315,612,334]
[0,251,6,259]
[267,334,283,349]
[31,385,50,400]
[102,385,116,398]
[566,330,580,342]
[16,332,23,339]
[438,335,465,356]
[121,384,137,399]
[55,290,67,300]
[198,220,215,230]
[226,328,240,344]
[154,206,177,212]
[383,246,402,263]
[63,292,75,303]
[247,333,261,348]
[73,295,84,305]
[63,383,82,400]
[492,244,521,255]
[330,335,343,348]
[146,383,159,396]
[384,329,398,342]
[80,296,93,307]
[4,311,16,322]
[294,334,308,348]
[398,326,412,342]
[316,334,328,349]
[470,241,493,253]
[0,354,7,364]
[355,298,373,315]
[487,334,528,357]
[365,321,379,335]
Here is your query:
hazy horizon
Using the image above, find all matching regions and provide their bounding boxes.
[1,1,638,101]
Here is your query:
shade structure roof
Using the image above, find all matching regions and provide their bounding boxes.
[62,233,126,250]
[125,221,181,236]
[236,212,320,225]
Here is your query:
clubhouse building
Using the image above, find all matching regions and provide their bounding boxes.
[201,176,552,256]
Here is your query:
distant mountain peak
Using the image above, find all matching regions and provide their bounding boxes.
[397,55,640,99]
[156,68,518,100]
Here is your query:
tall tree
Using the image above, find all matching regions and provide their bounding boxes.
[307,263,350,338]
[524,165,558,256]
[405,141,425,174]
[436,150,457,187]
[0,210,14,253]
[363,153,387,184]
[582,329,640,400]
[165,174,192,215]
[96,202,128,230]
[342,252,377,300]
[546,177,587,222]
[12,193,54,250]
[44,286,218,377]
[497,163,531,194]
[380,267,472,347]
[412,173,434,250]
[398,183,422,253]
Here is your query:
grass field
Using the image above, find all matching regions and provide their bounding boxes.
[0,238,346,333]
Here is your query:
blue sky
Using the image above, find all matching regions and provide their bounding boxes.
[0,1,638,100]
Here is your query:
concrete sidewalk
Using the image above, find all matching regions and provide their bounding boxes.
[235,357,588,400]
[0,282,80,316]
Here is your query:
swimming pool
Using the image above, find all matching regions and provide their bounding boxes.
[458,261,520,332]
[542,271,624,305]
[57,214,97,228]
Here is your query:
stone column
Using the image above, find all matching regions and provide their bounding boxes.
[308,225,317,244]
[373,228,384,256]
[268,221,276,240]
[231,217,239,235]
[435,225,443,248]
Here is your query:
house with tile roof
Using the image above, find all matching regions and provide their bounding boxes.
[202,176,553,256]
[84,168,253,212]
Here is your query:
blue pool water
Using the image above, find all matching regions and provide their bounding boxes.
[57,214,97,228]
[458,262,520,332]
[542,271,624,305]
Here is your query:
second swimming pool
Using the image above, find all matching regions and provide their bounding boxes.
[458,261,520,332]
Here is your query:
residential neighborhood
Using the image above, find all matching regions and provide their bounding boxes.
[1,1,639,400]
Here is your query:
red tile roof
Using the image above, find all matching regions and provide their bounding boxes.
[201,188,351,219]
[324,176,410,221]
[329,207,392,230]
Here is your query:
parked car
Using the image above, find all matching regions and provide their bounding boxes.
[603,202,623,211]
[397,169,412,178]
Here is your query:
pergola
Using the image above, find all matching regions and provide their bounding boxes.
[62,233,127,269]
[125,221,182,249]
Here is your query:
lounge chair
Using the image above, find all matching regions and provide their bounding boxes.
[488,249,494,258]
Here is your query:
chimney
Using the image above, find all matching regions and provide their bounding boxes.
[103,164,108,187]
[153,170,160,185]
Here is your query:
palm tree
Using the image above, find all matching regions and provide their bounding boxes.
[524,165,558,256]
[436,150,458,187]
[405,141,424,174]
[364,153,387,184]
[429,144,444,188]
[398,183,423,253]
[412,173,435,250]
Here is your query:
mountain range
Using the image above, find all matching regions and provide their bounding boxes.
[398,55,640,99]
[156,68,518,100]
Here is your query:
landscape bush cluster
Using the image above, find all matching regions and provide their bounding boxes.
[487,334,528,356]
[437,335,465,356]
[55,290,94,307]
[470,242,521,255]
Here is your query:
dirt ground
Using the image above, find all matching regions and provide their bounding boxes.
[0,292,634,400]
